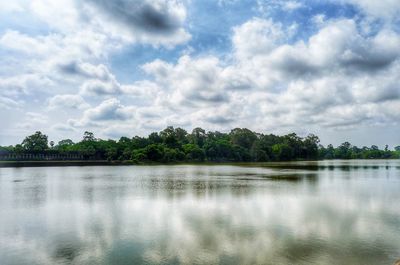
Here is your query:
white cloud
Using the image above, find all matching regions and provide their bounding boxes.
[131,17,400,135]
[232,18,284,59]
[48,95,89,110]
[69,98,135,127]
[282,1,303,11]
[0,30,73,58]
[143,55,229,107]
[0,2,24,13]
[51,123,76,132]
[0,96,21,109]
[80,78,122,96]
[83,0,190,46]
[28,0,190,47]
[1,0,400,145]
[343,0,400,20]
[0,74,53,96]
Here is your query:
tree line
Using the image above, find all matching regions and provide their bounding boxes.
[0,127,399,162]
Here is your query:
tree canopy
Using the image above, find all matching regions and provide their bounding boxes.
[1,127,399,162]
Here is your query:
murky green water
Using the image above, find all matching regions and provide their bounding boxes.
[0,160,399,265]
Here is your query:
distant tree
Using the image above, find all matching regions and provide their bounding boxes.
[83,131,95,142]
[303,134,320,159]
[183,144,205,161]
[229,128,257,150]
[232,145,252,161]
[189,127,206,147]
[131,149,146,162]
[323,144,335,159]
[131,136,149,149]
[58,139,74,146]
[160,126,179,148]
[175,127,189,144]
[118,137,131,146]
[272,143,293,161]
[4,127,399,162]
[14,144,24,154]
[335,142,352,159]
[250,141,269,162]
[106,147,118,161]
[22,131,48,153]
[144,144,165,161]
[148,132,162,144]
[283,133,303,158]
[118,148,131,160]
[163,148,178,162]
[81,145,96,158]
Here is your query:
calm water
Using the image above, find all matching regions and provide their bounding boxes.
[0,160,399,265]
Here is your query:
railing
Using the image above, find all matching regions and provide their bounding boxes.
[0,153,85,161]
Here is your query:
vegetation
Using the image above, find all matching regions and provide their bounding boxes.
[0,128,399,162]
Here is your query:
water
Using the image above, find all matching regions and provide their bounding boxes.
[0,160,399,265]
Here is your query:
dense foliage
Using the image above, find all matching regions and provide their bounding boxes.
[1,128,399,162]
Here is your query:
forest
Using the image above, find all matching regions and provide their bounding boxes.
[0,127,399,162]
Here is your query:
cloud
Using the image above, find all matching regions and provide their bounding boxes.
[143,55,229,107]
[80,79,122,96]
[15,112,49,131]
[232,18,284,59]
[81,0,190,47]
[0,2,24,13]
[84,0,186,34]
[204,115,235,125]
[282,1,304,11]
[26,112,48,123]
[343,0,400,20]
[231,18,400,84]
[52,123,76,132]
[0,74,53,96]
[133,17,400,134]
[48,95,89,110]
[1,1,400,145]
[0,30,63,56]
[0,96,20,109]
[57,61,113,81]
[69,98,135,127]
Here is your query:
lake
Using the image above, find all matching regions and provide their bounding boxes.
[0,160,399,265]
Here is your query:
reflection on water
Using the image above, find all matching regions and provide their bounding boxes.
[0,161,400,265]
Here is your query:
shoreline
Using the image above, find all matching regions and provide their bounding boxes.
[0,159,397,169]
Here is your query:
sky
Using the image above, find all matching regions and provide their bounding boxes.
[0,0,400,147]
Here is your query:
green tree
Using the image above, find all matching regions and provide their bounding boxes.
[131,149,146,162]
[229,128,258,150]
[56,139,74,152]
[160,126,179,148]
[335,142,352,159]
[106,147,118,161]
[81,145,96,158]
[144,144,165,161]
[250,141,269,162]
[83,131,95,142]
[183,144,205,161]
[283,133,303,158]
[21,131,48,153]
[189,127,206,147]
[148,132,162,144]
[303,134,320,159]
[272,143,293,161]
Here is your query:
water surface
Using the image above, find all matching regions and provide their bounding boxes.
[0,160,399,264]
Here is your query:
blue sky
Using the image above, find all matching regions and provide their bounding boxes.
[0,0,400,147]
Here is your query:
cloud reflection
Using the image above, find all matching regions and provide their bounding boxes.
[0,163,399,264]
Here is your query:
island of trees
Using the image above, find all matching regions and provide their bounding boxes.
[0,127,399,163]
